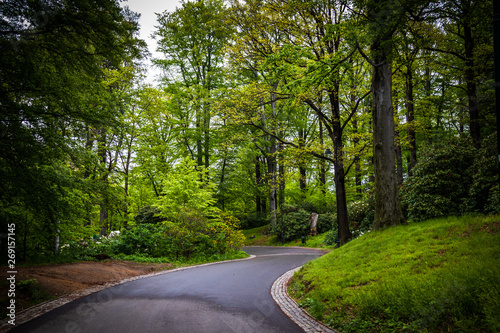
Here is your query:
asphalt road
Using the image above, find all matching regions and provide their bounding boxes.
[12,247,325,333]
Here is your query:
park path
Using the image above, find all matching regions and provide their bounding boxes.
[10,247,326,333]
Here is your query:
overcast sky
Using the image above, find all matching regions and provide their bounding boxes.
[120,0,182,85]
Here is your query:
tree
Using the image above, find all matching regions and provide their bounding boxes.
[0,0,145,258]
[154,0,232,169]
[155,157,217,222]
[354,0,410,229]
[431,0,494,148]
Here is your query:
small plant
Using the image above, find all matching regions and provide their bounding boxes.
[322,230,337,246]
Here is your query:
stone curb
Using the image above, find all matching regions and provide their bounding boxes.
[0,255,256,333]
[271,267,338,333]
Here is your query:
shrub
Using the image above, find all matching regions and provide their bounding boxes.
[463,135,500,214]
[401,139,475,221]
[348,196,375,233]
[112,210,244,261]
[272,206,311,242]
[239,212,268,229]
[402,136,499,221]
[134,206,164,224]
[322,230,337,246]
[113,224,161,256]
[317,213,336,234]
[207,211,245,254]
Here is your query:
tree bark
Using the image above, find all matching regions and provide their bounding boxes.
[464,22,480,148]
[351,91,362,199]
[255,157,263,214]
[328,83,351,244]
[405,69,417,175]
[298,128,307,194]
[319,120,327,194]
[371,49,405,229]
[268,111,277,226]
[278,143,285,212]
[394,91,404,186]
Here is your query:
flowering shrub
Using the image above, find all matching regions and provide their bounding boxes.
[111,210,244,261]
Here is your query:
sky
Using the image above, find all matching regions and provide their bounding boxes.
[120,0,182,85]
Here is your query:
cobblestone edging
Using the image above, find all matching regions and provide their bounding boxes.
[0,255,256,333]
[271,267,338,333]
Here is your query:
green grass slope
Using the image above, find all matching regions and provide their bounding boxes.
[289,215,500,333]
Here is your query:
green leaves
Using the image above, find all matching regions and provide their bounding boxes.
[155,157,217,221]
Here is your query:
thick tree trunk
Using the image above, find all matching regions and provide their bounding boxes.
[371,50,404,229]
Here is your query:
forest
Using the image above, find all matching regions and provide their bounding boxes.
[0,0,498,263]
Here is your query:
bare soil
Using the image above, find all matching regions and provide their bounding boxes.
[1,260,174,314]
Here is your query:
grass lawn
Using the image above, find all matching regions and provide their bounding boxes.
[288,215,500,333]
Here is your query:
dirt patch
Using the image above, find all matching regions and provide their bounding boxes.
[0,260,174,314]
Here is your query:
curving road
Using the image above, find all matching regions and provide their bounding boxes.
[11,247,325,333]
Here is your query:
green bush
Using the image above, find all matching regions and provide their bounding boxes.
[463,135,500,214]
[402,136,499,221]
[402,138,475,221]
[348,197,374,233]
[272,206,311,242]
[134,206,164,224]
[239,212,268,229]
[112,210,245,261]
[317,212,336,234]
[113,224,161,256]
[322,230,337,246]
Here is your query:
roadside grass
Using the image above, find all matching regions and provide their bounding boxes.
[288,215,500,333]
[242,225,277,246]
[112,250,249,266]
[242,224,333,249]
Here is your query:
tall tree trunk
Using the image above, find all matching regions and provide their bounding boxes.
[255,156,266,213]
[278,143,285,212]
[351,90,362,199]
[306,88,351,243]
[298,128,307,194]
[371,49,404,229]
[329,84,351,245]
[394,89,404,185]
[319,120,327,194]
[464,22,480,148]
[196,107,203,168]
[268,88,278,227]
[255,157,263,213]
[405,69,417,175]
[204,103,210,168]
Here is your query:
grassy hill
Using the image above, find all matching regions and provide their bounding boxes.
[288,215,500,332]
